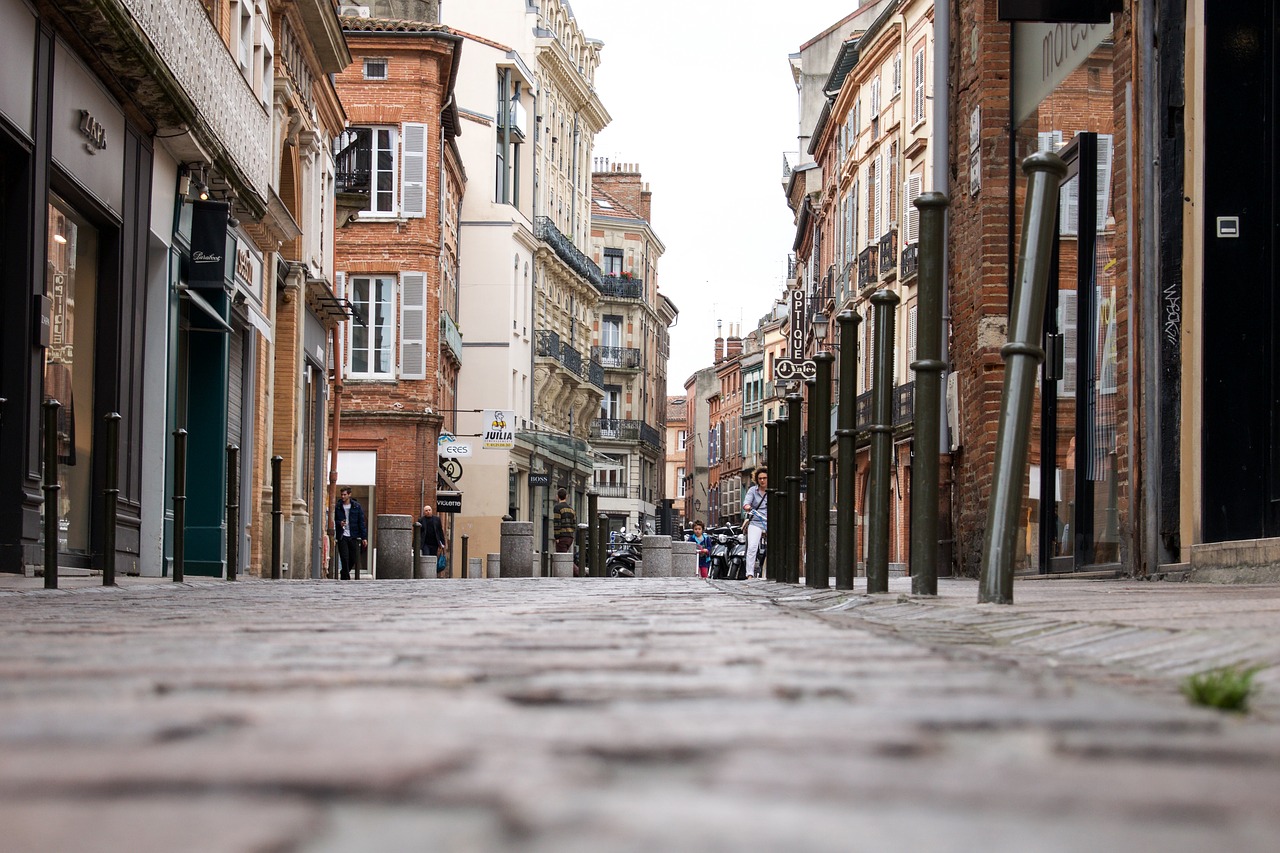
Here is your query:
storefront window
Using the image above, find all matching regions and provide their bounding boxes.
[43,198,98,555]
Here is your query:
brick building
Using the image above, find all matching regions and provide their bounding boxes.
[331,13,463,569]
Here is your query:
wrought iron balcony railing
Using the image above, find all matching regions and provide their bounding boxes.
[592,345,641,369]
[855,390,873,430]
[591,418,663,451]
[857,245,879,290]
[535,329,561,358]
[586,359,604,389]
[599,275,643,300]
[894,381,915,427]
[900,243,920,281]
[534,216,605,288]
[879,229,897,276]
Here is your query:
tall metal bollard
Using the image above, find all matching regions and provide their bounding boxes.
[910,192,950,596]
[835,311,862,589]
[412,521,423,579]
[979,151,1067,603]
[771,412,788,582]
[809,352,834,588]
[865,289,900,594]
[596,512,609,578]
[173,429,188,583]
[42,399,61,589]
[576,523,587,578]
[461,534,469,579]
[587,491,599,576]
[102,413,121,586]
[226,444,239,581]
[764,419,780,581]
[785,392,804,584]
[270,455,283,580]
[804,376,817,586]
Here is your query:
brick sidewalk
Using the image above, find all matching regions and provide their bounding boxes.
[1,578,1279,852]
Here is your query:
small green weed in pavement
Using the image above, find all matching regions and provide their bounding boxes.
[1181,665,1263,713]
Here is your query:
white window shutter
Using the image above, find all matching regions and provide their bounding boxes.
[904,173,923,245]
[1058,289,1077,397]
[873,158,883,238]
[400,271,427,378]
[907,305,918,371]
[401,122,428,217]
[913,48,925,123]
[1096,133,1114,226]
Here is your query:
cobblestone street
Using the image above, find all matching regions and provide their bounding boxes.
[2,577,1280,852]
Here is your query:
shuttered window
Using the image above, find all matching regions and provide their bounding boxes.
[400,122,427,217]
[1058,289,1078,397]
[903,173,923,245]
[399,271,427,379]
[912,47,926,126]
[907,305,918,372]
[348,275,395,377]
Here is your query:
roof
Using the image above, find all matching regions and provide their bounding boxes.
[340,16,453,34]
[666,396,687,423]
[823,38,861,96]
[591,186,643,221]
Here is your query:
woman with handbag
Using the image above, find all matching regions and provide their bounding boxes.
[419,504,448,578]
[742,468,768,579]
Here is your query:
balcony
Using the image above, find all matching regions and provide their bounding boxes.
[894,381,915,427]
[857,245,879,290]
[599,275,643,300]
[900,243,920,281]
[592,418,663,451]
[593,483,632,499]
[855,390,873,430]
[879,229,897,277]
[592,345,641,369]
[534,217,605,289]
[586,359,604,389]
[535,328,561,359]
[559,341,583,375]
[440,312,463,365]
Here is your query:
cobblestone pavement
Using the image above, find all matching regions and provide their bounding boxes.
[2,577,1279,852]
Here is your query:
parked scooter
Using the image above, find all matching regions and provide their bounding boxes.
[606,528,642,577]
[707,525,748,580]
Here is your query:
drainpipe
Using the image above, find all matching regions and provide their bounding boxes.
[502,68,512,204]
[571,113,580,242]
[933,0,950,454]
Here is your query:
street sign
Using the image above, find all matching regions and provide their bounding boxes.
[482,409,515,449]
[439,442,472,457]
[773,356,816,382]
[435,491,462,513]
[788,286,807,360]
[528,472,551,487]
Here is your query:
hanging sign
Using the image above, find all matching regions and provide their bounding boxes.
[482,409,515,449]
[190,200,230,286]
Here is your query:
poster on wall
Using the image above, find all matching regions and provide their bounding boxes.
[482,409,515,449]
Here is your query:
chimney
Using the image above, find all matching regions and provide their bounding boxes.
[640,181,652,223]
[714,320,724,364]
[725,325,744,360]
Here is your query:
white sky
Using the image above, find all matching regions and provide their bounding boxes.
[566,0,861,396]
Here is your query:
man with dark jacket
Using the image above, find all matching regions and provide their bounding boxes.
[419,504,448,577]
[334,487,367,580]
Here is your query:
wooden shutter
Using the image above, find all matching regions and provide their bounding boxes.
[1058,289,1077,397]
[907,305,918,372]
[400,122,427,217]
[913,48,926,124]
[400,271,427,378]
[904,173,923,245]
[873,159,882,239]
[1096,133,1114,225]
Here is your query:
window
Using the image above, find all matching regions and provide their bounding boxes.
[333,124,427,217]
[903,172,923,245]
[893,53,903,96]
[1054,133,1114,237]
[364,58,388,80]
[677,468,686,499]
[602,385,621,421]
[887,143,898,229]
[912,47,927,126]
[866,160,879,243]
[603,248,623,275]
[347,275,395,377]
[870,76,881,140]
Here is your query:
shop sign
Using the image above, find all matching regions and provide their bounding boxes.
[190,200,230,286]
[1013,19,1111,127]
[78,110,107,154]
[528,472,551,487]
[482,409,515,449]
[233,239,263,302]
[435,491,463,513]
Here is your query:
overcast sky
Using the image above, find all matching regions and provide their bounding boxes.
[566,0,861,396]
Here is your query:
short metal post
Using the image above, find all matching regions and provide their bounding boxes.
[587,491,599,576]
[576,523,588,577]
[785,392,804,584]
[866,289,900,594]
[835,310,862,589]
[773,411,789,582]
[911,193,950,596]
[461,534,469,578]
[596,512,609,578]
[413,521,423,579]
[102,413,121,586]
[803,376,818,586]
[765,419,780,581]
[270,455,283,580]
[42,399,61,589]
[173,429,188,583]
[980,151,1067,603]
[810,353,834,588]
[226,444,239,581]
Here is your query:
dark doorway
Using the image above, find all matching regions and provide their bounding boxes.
[1201,2,1279,542]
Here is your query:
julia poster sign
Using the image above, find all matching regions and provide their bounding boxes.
[190,200,230,286]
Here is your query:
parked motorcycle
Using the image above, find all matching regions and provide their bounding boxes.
[606,528,642,577]
[707,525,748,580]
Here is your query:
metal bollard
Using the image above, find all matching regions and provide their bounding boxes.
[804,376,817,585]
[43,399,61,589]
[809,353,834,589]
[772,411,789,582]
[596,512,609,578]
[576,523,588,578]
[226,444,239,581]
[102,413,121,586]
[835,310,862,589]
[785,392,804,584]
[865,289,899,594]
[979,151,1067,604]
[586,491,599,576]
[910,192,950,596]
[764,419,780,581]
[270,455,283,580]
[461,534,469,579]
[412,521,422,579]
[173,429,188,583]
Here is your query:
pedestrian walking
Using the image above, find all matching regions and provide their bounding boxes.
[688,520,712,579]
[419,504,448,578]
[552,488,578,575]
[742,468,768,578]
[334,487,367,580]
